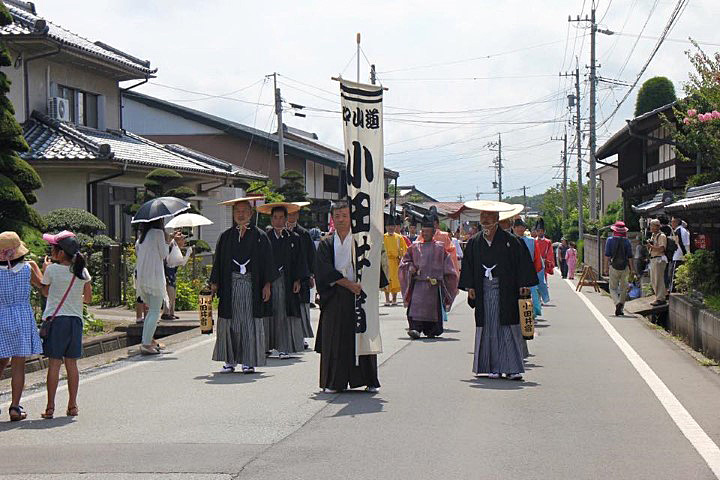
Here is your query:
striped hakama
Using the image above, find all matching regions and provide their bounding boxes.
[212,272,266,367]
[299,303,314,338]
[473,277,525,375]
[264,272,304,354]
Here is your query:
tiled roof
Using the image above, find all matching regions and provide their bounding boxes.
[1,1,155,77]
[124,91,401,178]
[22,111,266,180]
[665,182,720,213]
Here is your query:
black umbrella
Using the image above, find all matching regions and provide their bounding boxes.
[131,197,191,224]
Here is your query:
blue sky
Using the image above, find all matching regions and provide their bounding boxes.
[39,0,720,201]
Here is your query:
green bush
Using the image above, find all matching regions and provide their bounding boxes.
[706,294,720,313]
[44,208,107,235]
[174,280,198,311]
[680,250,720,297]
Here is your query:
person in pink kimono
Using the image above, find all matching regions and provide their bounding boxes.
[566,242,578,280]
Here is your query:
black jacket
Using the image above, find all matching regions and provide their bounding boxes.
[266,227,309,317]
[458,229,539,327]
[210,225,277,319]
[290,224,316,303]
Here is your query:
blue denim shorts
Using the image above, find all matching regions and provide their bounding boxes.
[43,316,83,359]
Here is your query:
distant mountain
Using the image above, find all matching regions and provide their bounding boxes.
[503,192,545,211]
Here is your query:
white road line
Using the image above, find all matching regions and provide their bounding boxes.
[567,279,720,478]
[6,336,215,405]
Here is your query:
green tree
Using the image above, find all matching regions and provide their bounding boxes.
[126,168,197,216]
[0,1,43,244]
[275,169,308,202]
[247,180,284,229]
[635,76,676,117]
[538,181,589,241]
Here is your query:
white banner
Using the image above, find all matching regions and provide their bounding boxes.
[340,79,384,355]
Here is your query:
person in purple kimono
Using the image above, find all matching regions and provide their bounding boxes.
[399,215,459,339]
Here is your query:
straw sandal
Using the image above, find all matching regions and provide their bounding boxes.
[41,406,55,419]
[66,406,79,417]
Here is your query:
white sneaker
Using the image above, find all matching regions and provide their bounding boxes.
[241,365,255,374]
[219,364,236,374]
[278,352,291,360]
[365,386,379,393]
[488,373,501,379]
[507,373,523,381]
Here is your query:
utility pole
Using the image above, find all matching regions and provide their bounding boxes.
[487,134,503,201]
[272,73,285,185]
[560,62,583,238]
[550,129,569,220]
[522,186,527,207]
[356,33,361,83]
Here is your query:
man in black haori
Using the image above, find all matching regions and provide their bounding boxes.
[210,196,277,374]
[287,202,315,348]
[258,202,309,359]
[314,200,382,393]
[458,201,538,381]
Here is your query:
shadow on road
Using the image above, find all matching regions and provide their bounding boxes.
[396,337,461,342]
[193,372,272,384]
[461,377,540,390]
[309,391,388,417]
[0,416,74,432]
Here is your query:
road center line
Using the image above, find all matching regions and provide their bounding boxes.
[566,279,720,478]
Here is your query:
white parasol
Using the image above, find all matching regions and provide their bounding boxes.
[164,213,213,230]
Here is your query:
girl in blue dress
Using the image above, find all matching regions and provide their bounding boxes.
[0,231,43,421]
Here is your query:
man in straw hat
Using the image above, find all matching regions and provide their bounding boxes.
[458,201,538,380]
[647,218,668,306]
[497,204,524,234]
[287,202,316,346]
[605,221,635,316]
[210,196,277,374]
[258,202,309,359]
[399,212,459,339]
[314,200,382,393]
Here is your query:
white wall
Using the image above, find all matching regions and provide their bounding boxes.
[122,98,223,135]
[6,48,25,121]
[34,168,88,214]
[598,161,621,215]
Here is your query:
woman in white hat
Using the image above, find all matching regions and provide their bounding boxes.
[0,231,44,421]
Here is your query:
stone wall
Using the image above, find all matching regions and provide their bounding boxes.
[669,295,720,362]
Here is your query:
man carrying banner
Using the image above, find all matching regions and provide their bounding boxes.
[314,201,381,393]
[210,196,276,374]
[399,213,458,339]
[458,201,538,380]
[383,216,407,307]
[259,202,309,359]
[287,202,315,346]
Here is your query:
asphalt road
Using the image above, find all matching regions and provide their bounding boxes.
[2,274,720,480]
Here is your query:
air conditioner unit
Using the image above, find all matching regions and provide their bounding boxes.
[48,97,70,122]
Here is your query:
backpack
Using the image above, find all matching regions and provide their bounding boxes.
[610,238,629,270]
[665,235,677,259]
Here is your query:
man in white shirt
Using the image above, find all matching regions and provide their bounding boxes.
[670,216,691,291]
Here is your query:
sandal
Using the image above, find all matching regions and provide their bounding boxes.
[41,406,55,419]
[66,406,79,417]
[9,405,27,421]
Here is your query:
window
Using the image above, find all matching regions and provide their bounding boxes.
[58,85,99,128]
[324,174,339,194]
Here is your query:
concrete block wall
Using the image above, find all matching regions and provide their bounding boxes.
[669,295,720,362]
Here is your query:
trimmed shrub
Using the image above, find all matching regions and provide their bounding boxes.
[44,208,107,235]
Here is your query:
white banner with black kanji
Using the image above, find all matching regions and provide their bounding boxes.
[340,79,384,356]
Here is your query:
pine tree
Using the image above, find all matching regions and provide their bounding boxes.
[0,1,44,238]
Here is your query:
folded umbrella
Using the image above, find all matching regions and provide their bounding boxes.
[131,197,190,224]
[164,213,213,229]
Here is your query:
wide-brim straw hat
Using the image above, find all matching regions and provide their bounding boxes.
[0,231,29,261]
[256,202,301,215]
[292,201,311,208]
[217,195,265,206]
[498,204,525,221]
[611,221,629,233]
[463,200,516,212]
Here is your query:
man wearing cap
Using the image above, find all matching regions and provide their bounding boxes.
[647,218,668,306]
[383,216,407,307]
[605,221,635,316]
[399,215,459,339]
[533,218,555,305]
[420,208,460,274]
[287,202,316,345]
[210,197,277,374]
[260,202,309,359]
[314,200,381,393]
[459,201,539,380]
[513,219,543,317]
